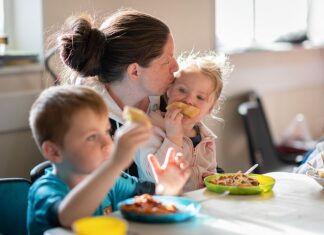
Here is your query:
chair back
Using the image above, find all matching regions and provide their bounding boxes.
[0,178,31,235]
[30,160,52,183]
[238,100,293,173]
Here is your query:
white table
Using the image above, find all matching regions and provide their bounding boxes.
[45,172,324,235]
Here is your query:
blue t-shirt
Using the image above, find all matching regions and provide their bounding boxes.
[27,170,155,235]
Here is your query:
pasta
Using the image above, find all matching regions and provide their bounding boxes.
[208,173,259,187]
[120,194,178,215]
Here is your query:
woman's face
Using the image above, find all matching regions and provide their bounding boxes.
[138,35,179,96]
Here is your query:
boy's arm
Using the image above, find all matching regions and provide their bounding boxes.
[58,123,151,228]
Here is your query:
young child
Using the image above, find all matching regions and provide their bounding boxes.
[27,85,190,235]
[135,51,233,192]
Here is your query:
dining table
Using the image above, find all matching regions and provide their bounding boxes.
[45,172,324,235]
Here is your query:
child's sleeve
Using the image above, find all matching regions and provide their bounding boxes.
[28,179,68,234]
[184,141,217,191]
[295,141,324,174]
[135,127,183,182]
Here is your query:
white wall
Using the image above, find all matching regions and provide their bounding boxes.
[228,48,324,142]
[42,0,215,54]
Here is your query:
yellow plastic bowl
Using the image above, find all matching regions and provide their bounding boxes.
[73,216,128,235]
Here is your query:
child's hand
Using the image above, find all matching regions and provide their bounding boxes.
[112,123,152,168]
[149,111,165,130]
[148,147,191,196]
[164,109,184,146]
[202,172,215,179]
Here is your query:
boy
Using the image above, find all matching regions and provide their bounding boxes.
[27,85,190,235]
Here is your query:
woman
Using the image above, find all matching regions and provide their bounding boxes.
[57,9,179,176]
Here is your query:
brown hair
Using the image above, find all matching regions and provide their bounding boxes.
[58,9,170,83]
[29,86,108,149]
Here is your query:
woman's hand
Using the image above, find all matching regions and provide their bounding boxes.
[148,147,191,196]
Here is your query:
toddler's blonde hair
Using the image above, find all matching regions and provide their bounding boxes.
[174,51,233,119]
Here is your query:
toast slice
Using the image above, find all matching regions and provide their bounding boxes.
[166,102,200,118]
[123,106,152,128]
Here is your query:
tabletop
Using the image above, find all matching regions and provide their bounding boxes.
[45,172,324,235]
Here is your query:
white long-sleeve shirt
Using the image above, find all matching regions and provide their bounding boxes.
[294,141,324,174]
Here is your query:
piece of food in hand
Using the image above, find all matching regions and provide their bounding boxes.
[123,106,152,128]
[166,102,200,118]
[208,173,260,187]
[317,168,324,178]
[120,194,177,215]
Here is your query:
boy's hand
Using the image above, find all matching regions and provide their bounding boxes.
[112,122,151,168]
[148,147,190,195]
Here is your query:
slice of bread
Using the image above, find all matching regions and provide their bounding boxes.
[317,168,324,178]
[166,102,200,118]
[122,106,152,128]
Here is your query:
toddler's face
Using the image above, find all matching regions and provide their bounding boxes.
[167,71,216,124]
[60,108,112,175]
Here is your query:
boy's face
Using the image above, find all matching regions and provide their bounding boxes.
[59,108,112,175]
[167,71,216,125]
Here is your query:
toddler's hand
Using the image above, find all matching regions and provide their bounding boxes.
[149,111,165,130]
[202,172,215,179]
[164,109,184,146]
[112,122,151,168]
[148,147,190,196]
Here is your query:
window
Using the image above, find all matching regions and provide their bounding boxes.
[216,0,324,52]
[0,0,4,35]
[0,0,43,60]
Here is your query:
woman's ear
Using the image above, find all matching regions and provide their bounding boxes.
[126,63,141,81]
[41,141,63,163]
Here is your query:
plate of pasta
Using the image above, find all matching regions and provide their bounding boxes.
[204,173,275,195]
[118,194,200,223]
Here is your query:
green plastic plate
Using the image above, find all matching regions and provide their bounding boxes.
[204,173,275,195]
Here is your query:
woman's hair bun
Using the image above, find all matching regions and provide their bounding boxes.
[58,16,106,77]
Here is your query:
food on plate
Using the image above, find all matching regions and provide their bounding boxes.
[208,173,260,187]
[120,194,178,215]
[122,106,152,128]
[166,102,200,118]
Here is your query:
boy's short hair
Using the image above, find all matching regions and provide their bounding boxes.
[29,85,108,149]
